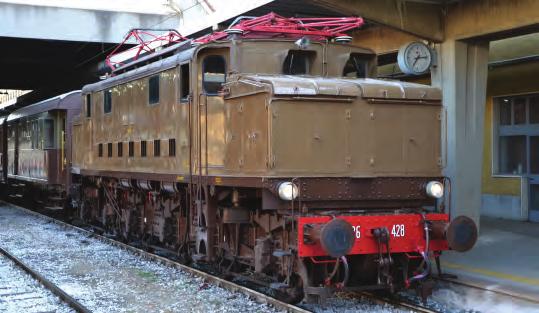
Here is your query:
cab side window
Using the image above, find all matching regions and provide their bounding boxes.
[202,55,226,95]
[179,63,190,101]
[104,90,112,114]
[86,94,91,118]
[149,75,160,105]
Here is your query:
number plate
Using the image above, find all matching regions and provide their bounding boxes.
[298,213,449,257]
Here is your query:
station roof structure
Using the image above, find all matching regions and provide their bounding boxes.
[0,0,537,114]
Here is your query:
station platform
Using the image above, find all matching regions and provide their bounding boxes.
[441,216,539,303]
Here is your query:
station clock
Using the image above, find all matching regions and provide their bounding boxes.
[397,41,435,75]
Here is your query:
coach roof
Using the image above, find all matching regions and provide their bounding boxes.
[7,90,81,122]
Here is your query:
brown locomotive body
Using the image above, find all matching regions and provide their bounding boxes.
[69,34,475,302]
[0,14,477,303]
[76,40,441,184]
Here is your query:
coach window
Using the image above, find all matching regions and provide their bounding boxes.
[86,94,91,118]
[104,89,112,114]
[202,55,226,95]
[43,119,55,149]
[31,120,39,149]
[180,63,190,102]
[343,53,368,78]
[282,50,315,75]
[149,75,160,105]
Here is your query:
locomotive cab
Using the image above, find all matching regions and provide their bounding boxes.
[193,39,476,301]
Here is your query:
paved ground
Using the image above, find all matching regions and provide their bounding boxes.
[442,216,539,303]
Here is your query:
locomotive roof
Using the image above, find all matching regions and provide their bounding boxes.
[83,39,377,94]
[238,74,442,101]
[7,90,81,122]
[83,46,195,94]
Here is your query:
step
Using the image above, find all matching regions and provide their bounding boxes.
[48,196,64,202]
[272,250,292,257]
[269,282,289,289]
[44,206,63,211]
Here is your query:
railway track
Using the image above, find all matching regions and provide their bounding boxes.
[1,201,442,313]
[436,276,539,305]
[355,292,440,313]
[8,200,532,313]
[0,201,308,313]
[0,251,77,313]
[0,247,90,313]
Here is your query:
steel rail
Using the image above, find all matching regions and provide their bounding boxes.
[1,201,310,313]
[435,277,539,305]
[356,291,441,313]
[0,246,91,313]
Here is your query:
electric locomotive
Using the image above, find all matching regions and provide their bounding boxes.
[1,13,478,304]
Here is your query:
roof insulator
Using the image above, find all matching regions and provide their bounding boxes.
[335,35,353,43]
[224,28,244,35]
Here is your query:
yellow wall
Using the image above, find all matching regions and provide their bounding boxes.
[481,61,539,196]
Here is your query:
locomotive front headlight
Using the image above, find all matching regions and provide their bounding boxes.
[278,182,299,201]
[425,181,444,198]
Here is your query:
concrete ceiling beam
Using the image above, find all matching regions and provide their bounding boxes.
[445,0,539,41]
[309,0,445,42]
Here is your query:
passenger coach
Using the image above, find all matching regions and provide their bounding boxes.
[1,91,81,209]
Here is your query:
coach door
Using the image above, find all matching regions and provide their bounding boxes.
[196,49,228,176]
[12,123,19,175]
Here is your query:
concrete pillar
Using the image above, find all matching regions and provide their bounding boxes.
[431,40,489,226]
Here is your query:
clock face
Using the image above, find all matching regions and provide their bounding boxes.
[397,42,433,75]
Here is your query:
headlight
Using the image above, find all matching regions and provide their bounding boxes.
[425,181,444,198]
[278,182,299,201]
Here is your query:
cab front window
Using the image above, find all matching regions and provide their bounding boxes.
[282,50,315,75]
